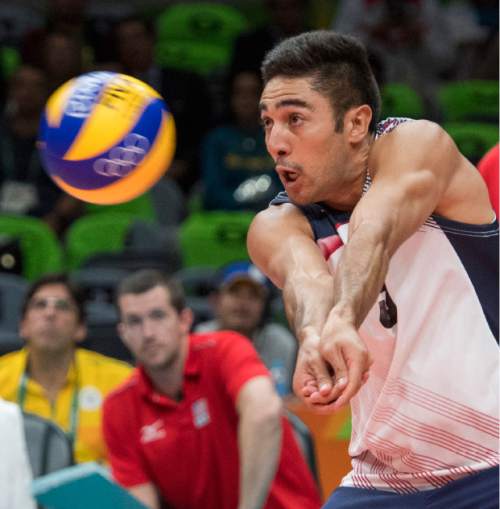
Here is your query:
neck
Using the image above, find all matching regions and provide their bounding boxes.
[146,338,189,401]
[27,347,74,400]
[324,133,374,210]
[227,322,255,339]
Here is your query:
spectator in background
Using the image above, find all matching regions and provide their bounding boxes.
[104,269,321,509]
[114,16,212,195]
[201,69,280,211]
[21,0,121,69]
[0,1,43,48]
[478,143,499,217]
[230,0,311,76]
[0,64,83,235]
[444,0,498,80]
[0,273,132,464]
[0,398,36,509]
[332,0,455,118]
[196,261,297,397]
[0,49,8,113]
[41,31,84,91]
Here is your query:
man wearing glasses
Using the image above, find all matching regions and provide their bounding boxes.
[0,273,131,464]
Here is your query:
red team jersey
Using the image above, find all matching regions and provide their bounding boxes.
[103,331,321,509]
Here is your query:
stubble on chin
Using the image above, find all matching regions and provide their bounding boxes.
[144,348,179,372]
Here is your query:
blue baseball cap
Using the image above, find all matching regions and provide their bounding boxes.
[217,261,269,294]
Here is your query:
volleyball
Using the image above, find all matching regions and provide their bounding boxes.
[38,71,176,204]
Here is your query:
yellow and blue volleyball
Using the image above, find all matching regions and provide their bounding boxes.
[38,71,176,204]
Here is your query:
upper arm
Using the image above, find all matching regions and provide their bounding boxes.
[236,376,282,418]
[351,120,492,254]
[247,203,331,289]
[102,396,150,489]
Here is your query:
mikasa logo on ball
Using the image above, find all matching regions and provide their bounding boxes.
[65,72,112,118]
[93,133,150,178]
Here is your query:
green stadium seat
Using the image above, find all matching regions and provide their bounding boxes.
[84,192,156,222]
[0,46,20,78]
[155,3,248,76]
[444,122,499,165]
[381,83,425,119]
[179,211,254,268]
[0,215,64,280]
[65,212,139,270]
[438,80,499,123]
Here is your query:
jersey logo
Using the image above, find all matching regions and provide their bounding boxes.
[140,419,166,444]
[192,398,210,428]
[78,386,102,411]
[378,284,398,328]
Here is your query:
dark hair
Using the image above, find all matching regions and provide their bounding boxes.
[22,273,86,323]
[116,269,186,314]
[115,14,155,40]
[261,30,381,132]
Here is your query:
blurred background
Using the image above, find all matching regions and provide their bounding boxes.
[0,0,497,501]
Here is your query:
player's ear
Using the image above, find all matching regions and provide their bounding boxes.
[345,105,372,143]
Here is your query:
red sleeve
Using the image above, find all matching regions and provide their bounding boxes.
[478,144,499,218]
[211,331,271,402]
[102,386,150,488]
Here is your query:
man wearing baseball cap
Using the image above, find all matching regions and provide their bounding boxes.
[196,261,297,396]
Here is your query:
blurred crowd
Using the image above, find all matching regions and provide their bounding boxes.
[0,0,497,236]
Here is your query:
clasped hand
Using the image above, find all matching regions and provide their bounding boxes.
[292,320,372,413]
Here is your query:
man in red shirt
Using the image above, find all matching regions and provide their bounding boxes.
[103,269,321,509]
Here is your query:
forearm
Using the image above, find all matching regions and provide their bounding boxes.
[127,483,160,509]
[283,266,335,344]
[248,204,335,344]
[330,221,390,328]
[237,403,283,509]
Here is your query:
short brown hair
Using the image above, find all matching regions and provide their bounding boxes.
[116,269,186,314]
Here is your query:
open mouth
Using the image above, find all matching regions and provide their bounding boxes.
[277,166,300,184]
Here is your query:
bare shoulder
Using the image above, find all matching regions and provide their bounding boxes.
[371,120,456,171]
[248,202,314,257]
[369,120,493,223]
[249,202,312,235]
[248,203,316,288]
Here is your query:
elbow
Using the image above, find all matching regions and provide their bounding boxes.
[246,392,283,432]
[264,392,283,423]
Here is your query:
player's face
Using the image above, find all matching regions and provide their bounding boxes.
[260,76,352,206]
[118,286,192,371]
[20,284,85,353]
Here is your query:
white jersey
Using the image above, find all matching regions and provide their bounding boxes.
[270,118,499,493]
[0,399,36,509]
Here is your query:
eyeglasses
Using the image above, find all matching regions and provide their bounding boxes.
[28,297,76,312]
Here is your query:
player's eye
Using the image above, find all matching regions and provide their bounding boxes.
[260,117,273,129]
